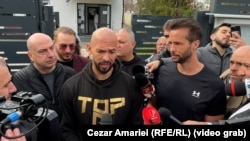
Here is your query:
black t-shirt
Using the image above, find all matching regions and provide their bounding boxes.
[155,61,226,125]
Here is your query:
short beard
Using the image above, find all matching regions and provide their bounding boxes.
[215,38,230,49]
[94,61,112,74]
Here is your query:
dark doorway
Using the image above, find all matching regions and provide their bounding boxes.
[87,7,98,34]
[77,3,111,36]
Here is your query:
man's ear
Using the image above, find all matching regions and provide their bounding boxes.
[192,40,200,49]
[86,43,91,54]
[132,41,136,49]
[210,33,215,40]
[27,51,33,62]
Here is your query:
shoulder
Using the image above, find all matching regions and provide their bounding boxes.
[202,66,224,84]
[13,65,33,79]
[56,63,76,74]
[74,54,90,61]
[119,71,136,84]
[220,69,230,79]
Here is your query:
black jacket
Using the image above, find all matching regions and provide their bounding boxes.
[12,63,76,118]
[120,52,147,76]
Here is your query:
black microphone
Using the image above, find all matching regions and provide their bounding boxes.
[99,113,112,125]
[134,73,155,98]
[158,107,182,125]
[132,65,146,76]
[225,82,246,96]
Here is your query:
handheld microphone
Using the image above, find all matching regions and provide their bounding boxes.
[134,73,155,98]
[142,106,161,125]
[158,107,182,125]
[99,113,112,125]
[225,82,246,96]
[132,65,145,76]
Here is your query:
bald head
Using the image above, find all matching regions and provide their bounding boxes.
[117,28,135,41]
[232,45,250,60]
[27,33,53,50]
[235,45,250,54]
[26,33,57,74]
[91,27,117,45]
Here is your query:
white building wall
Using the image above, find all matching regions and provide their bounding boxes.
[49,0,123,33]
[212,14,250,45]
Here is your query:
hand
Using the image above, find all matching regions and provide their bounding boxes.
[229,32,246,49]
[182,120,208,125]
[146,60,161,73]
[1,128,26,141]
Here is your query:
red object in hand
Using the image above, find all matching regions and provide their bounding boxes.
[142,106,161,125]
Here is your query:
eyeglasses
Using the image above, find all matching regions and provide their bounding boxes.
[59,44,76,50]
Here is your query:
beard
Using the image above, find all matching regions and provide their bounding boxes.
[171,48,192,63]
[94,61,113,74]
[214,37,230,48]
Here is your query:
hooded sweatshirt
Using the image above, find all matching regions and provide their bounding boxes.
[59,59,144,141]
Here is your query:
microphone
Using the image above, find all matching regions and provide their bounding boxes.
[158,107,182,125]
[132,65,145,76]
[225,82,246,96]
[142,106,161,125]
[134,73,155,98]
[99,113,112,125]
[225,78,250,97]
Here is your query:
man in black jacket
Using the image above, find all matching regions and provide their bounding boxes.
[12,33,76,141]
[116,27,146,76]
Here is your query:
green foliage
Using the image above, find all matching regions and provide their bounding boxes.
[137,0,198,17]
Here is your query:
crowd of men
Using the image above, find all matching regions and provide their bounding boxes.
[0,17,249,141]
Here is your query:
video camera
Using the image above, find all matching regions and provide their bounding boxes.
[0,91,53,141]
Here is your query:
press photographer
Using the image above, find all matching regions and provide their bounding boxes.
[0,61,27,141]
[0,91,48,141]
[0,61,59,141]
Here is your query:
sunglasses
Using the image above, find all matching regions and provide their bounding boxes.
[59,44,76,50]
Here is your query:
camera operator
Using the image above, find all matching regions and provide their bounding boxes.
[0,61,26,141]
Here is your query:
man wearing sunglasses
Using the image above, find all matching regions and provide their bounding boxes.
[54,27,90,73]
